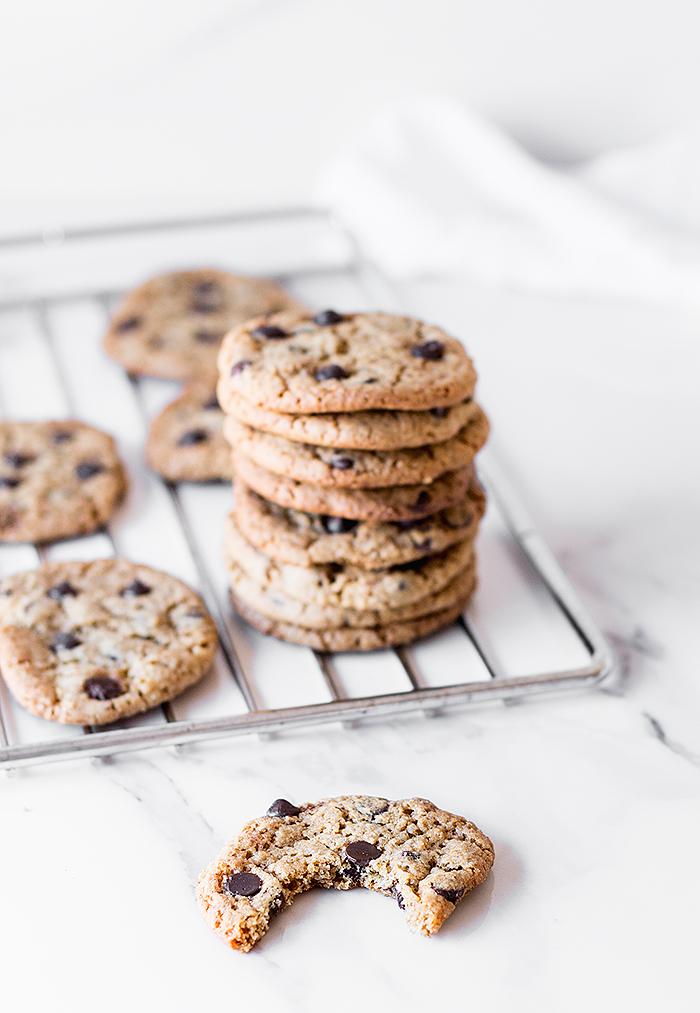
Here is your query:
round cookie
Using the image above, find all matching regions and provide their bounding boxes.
[105,268,303,381]
[233,454,473,523]
[0,420,126,544]
[198,795,494,951]
[222,395,478,450]
[217,309,476,414]
[146,383,232,483]
[229,557,476,630]
[224,516,474,610]
[0,559,218,724]
[223,407,489,489]
[232,479,486,570]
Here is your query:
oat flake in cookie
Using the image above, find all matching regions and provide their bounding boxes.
[197,795,494,951]
[218,310,477,414]
[0,420,126,543]
[146,383,232,483]
[104,268,303,381]
[0,560,218,724]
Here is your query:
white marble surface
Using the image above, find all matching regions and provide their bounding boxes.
[1,268,699,1012]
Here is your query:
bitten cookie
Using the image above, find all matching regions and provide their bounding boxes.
[197,795,494,951]
[223,407,489,488]
[232,477,486,570]
[0,559,218,724]
[233,454,473,523]
[146,383,232,483]
[218,309,476,413]
[222,395,478,451]
[104,268,303,381]
[0,420,126,543]
[225,516,474,610]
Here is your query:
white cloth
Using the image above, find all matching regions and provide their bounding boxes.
[320,97,700,307]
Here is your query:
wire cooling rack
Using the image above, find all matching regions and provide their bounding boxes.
[0,207,613,769]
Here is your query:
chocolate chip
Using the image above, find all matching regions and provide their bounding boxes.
[47,581,78,601]
[395,556,429,573]
[184,608,205,619]
[393,887,406,910]
[266,798,301,817]
[194,330,221,344]
[321,516,358,534]
[329,455,354,470]
[314,364,348,381]
[4,453,34,468]
[177,429,208,446]
[231,359,252,376]
[401,850,420,860]
[394,518,426,531]
[75,461,105,480]
[433,886,464,903]
[83,675,125,700]
[411,340,444,361]
[191,284,221,312]
[313,309,345,326]
[52,430,73,444]
[116,316,141,332]
[430,407,450,418]
[413,490,431,510]
[252,325,288,340]
[224,872,263,898]
[192,300,218,314]
[202,395,220,410]
[120,579,151,598]
[193,280,217,296]
[0,477,21,489]
[51,632,82,652]
[345,841,382,867]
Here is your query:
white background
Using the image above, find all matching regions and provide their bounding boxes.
[3,0,700,230]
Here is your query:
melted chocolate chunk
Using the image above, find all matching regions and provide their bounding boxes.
[4,453,34,468]
[395,556,429,573]
[429,407,450,419]
[224,872,263,898]
[329,454,354,470]
[177,429,209,447]
[115,316,141,333]
[394,517,426,531]
[266,798,301,818]
[83,675,125,700]
[411,340,444,361]
[51,632,82,652]
[345,841,382,867]
[0,477,21,489]
[252,325,288,340]
[314,364,348,381]
[231,359,252,376]
[313,309,345,326]
[321,516,358,535]
[75,461,105,480]
[47,580,78,601]
[120,579,152,598]
[413,490,431,510]
[433,886,465,903]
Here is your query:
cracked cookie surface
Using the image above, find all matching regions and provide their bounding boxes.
[197,795,494,951]
[0,559,217,724]
[0,420,126,543]
[218,310,476,413]
[146,383,232,483]
[104,268,303,381]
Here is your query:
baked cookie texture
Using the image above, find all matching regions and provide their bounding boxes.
[217,310,477,413]
[0,559,217,724]
[0,420,126,543]
[197,795,494,952]
[146,383,232,483]
[104,268,303,381]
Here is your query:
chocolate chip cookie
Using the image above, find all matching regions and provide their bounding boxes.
[0,559,217,724]
[224,407,489,488]
[197,795,494,951]
[232,478,486,569]
[146,383,232,483]
[233,454,473,523]
[104,269,303,381]
[0,420,126,543]
[222,395,478,450]
[217,310,476,414]
[225,516,474,610]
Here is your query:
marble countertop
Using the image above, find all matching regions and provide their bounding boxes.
[2,272,698,1013]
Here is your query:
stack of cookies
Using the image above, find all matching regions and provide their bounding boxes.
[217,310,489,651]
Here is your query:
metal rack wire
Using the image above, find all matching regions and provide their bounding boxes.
[0,207,614,769]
